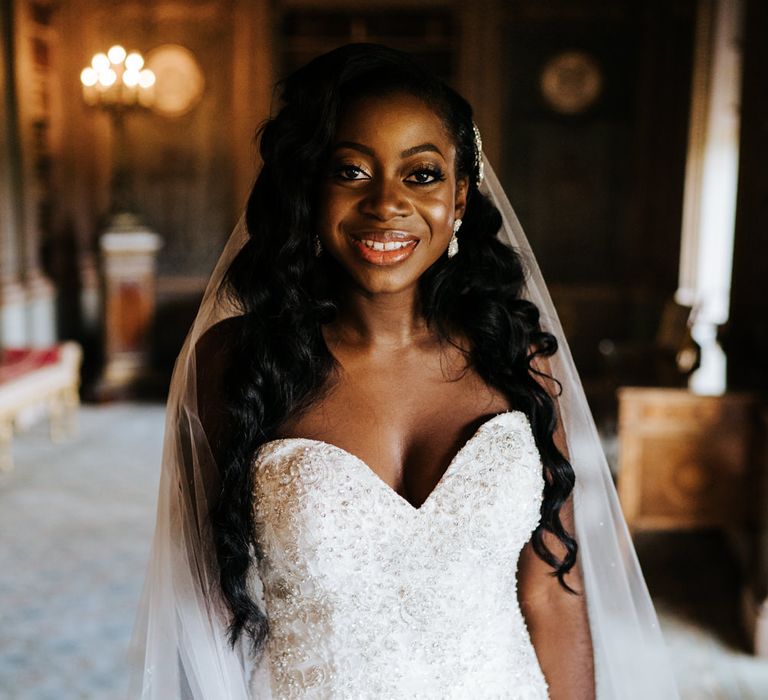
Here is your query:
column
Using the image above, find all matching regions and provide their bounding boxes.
[677,0,744,395]
[13,0,58,345]
[0,0,28,345]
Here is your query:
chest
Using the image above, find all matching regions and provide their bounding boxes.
[274,343,511,509]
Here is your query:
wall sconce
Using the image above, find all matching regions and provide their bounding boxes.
[79,45,157,228]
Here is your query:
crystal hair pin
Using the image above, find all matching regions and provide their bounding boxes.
[472,122,484,187]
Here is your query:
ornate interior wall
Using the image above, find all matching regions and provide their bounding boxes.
[499,1,696,386]
[3,0,755,404]
[45,0,273,379]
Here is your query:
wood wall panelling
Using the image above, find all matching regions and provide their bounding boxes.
[279,5,455,83]
[728,0,768,396]
[500,1,696,391]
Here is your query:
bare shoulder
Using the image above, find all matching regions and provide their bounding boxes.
[195,315,245,366]
[194,316,246,450]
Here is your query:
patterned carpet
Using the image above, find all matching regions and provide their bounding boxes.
[0,403,767,699]
[0,404,161,700]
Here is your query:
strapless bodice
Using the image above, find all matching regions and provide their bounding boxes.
[249,410,549,699]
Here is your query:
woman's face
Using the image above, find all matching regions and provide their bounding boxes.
[316,92,469,295]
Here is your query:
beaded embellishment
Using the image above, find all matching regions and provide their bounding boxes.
[249,411,549,699]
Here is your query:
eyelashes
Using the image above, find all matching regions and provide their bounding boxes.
[408,165,446,185]
[330,163,446,185]
[329,165,368,181]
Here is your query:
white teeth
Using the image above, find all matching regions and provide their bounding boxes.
[359,239,414,251]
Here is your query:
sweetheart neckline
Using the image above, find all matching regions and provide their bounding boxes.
[254,410,524,512]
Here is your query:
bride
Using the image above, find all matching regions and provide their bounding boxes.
[128,44,680,699]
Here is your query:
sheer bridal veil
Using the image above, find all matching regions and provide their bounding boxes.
[126,122,680,700]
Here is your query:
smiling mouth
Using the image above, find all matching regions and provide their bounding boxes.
[348,233,419,265]
[354,238,417,251]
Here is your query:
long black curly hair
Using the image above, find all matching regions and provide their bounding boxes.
[207,43,577,653]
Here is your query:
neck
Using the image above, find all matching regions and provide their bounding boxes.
[325,284,433,352]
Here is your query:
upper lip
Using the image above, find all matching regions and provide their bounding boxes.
[350,230,419,243]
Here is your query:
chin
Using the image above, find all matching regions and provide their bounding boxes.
[349,267,421,296]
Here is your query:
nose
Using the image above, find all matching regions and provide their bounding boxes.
[358,176,412,221]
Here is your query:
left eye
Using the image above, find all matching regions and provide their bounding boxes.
[407,168,443,185]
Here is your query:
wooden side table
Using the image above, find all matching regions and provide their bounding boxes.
[617,387,760,531]
[617,387,767,657]
[752,406,768,658]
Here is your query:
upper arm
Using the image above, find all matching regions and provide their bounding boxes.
[518,497,594,699]
[522,350,594,698]
[528,349,569,460]
[518,494,581,604]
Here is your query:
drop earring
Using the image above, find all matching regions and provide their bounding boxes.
[314,234,323,257]
[448,218,461,258]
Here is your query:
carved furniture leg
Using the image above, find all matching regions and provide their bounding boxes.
[0,419,14,472]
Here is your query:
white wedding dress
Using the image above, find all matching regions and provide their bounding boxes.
[248,410,550,699]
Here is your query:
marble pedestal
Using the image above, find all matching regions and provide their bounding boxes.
[95,217,162,398]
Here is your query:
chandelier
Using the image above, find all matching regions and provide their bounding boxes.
[80,45,156,110]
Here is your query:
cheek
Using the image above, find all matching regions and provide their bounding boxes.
[422,197,454,236]
[317,187,351,231]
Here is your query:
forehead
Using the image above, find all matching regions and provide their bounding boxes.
[334,92,455,154]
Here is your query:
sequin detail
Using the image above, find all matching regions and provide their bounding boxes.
[249,410,549,699]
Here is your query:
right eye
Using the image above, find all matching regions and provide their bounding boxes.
[332,165,370,181]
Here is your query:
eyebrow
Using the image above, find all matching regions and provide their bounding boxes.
[332,141,444,159]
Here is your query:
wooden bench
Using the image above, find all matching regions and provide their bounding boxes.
[0,341,83,472]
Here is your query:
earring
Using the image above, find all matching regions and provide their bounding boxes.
[314,234,323,257]
[448,218,461,258]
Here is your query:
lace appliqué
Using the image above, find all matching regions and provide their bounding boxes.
[250,411,549,699]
